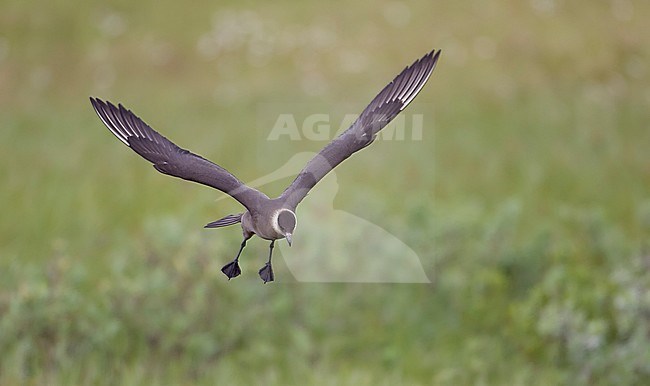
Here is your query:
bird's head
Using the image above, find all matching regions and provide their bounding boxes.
[273,208,297,246]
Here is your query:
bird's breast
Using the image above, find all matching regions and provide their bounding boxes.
[248,211,284,240]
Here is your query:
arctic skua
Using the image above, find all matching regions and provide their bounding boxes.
[90,49,440,283]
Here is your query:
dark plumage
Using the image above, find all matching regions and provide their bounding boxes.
[90,49,440,282]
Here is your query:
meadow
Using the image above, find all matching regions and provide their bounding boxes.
[1,0,649,384]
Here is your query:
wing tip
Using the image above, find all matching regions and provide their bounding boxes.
[89,96,104,111]
[420,49,441,71]
[89,96,132,146]
[396,48,440,108]
[430,49,441,68]
[415,49,441,72]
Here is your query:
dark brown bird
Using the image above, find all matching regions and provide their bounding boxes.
[90,49,440,283]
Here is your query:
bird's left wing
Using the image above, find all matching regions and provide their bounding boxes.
[280,49,440,208]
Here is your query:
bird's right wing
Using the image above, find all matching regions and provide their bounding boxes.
[280,49,440,208]
[90,98,267,211]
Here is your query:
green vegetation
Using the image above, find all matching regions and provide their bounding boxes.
[1,0,649,384]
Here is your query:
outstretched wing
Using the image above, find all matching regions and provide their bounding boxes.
[90,98,267,210]
[280,49,440,208]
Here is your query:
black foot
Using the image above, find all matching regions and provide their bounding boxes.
[258,263,274,283]
[221,260,241,280]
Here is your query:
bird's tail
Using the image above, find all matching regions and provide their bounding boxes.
[204,213,243,228]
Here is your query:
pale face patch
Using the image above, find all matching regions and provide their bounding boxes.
[272,208,297,235]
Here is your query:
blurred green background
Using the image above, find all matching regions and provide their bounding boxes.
[1,0,649,384]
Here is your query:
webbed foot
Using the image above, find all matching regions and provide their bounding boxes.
[221,260,242,280]
[258,263,274,283]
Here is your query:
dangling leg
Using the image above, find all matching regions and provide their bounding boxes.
[258,240,275,283]
[221,238,247,280]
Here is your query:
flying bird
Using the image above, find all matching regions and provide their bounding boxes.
[90,49,440,283]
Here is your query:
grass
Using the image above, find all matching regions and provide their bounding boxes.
[1,0,650,384]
